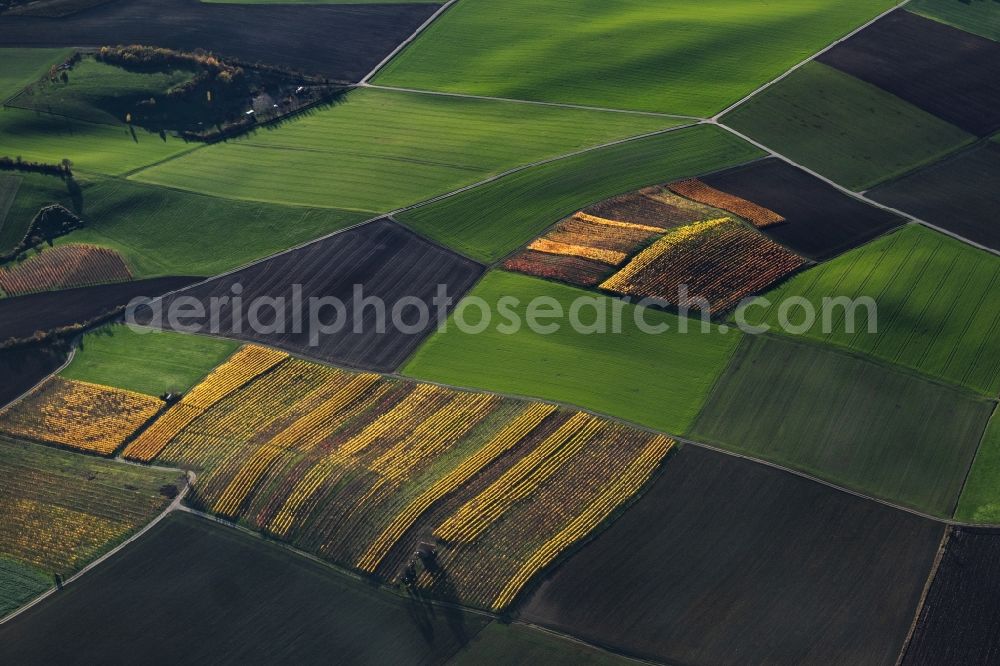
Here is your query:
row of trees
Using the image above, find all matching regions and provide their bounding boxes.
[0,156,72,178]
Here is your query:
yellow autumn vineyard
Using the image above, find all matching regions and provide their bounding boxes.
[356,402,557,573]
[0,377,161,456]
[491,434,674,610]
[123,344,288,462]
[6,343,675,611]
[0,438,181,576]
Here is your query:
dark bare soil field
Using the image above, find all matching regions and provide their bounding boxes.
[869,141,1000,251]
[0,511,488,665]
[0,344,65,408]
[0,0,439,82]
[903,528,1000,665]
[0,275,196,342]
[700,158,904,260]
[151,219,484,372]
[818,10,1000,137]
[519,445,943,666]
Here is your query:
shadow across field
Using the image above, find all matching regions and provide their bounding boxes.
[0,512,489,664]
[0,0,440,82]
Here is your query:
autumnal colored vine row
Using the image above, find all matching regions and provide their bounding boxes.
[491,433,674,609]
[128,355,674,611]
[122,344,288,462]
[0,245,132,296]
[668,178,786,228]
[0,377,161,456]
[601,217,807,312]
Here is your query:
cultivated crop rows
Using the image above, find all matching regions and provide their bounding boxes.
[668,178,785,228]
[0,377,161,456]
[504,183,730,288]
[0,438,178,575]
[130,355,673,610]
[123,344,287,462]
[0,244,132,296]
[601,217,806,312]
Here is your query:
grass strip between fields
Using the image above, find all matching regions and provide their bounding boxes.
[955,408,1000,523]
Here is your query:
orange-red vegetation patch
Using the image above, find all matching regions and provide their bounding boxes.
[601,217,807,313]
[668,179,786,228]
[502,251,613,287]
[583,186,723,229]
[0,245,132,296]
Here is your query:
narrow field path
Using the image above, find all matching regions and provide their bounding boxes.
[0,469,194,627]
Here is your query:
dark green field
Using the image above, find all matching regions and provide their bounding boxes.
[0,511,490,663]
[908,0,1000,42]
[67,177,371,276]
[723,61,973,190]
[741,225,1000,396]
[691,335,995,517]
[0,556,49,618]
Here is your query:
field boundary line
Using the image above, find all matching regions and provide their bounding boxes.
[174,507,667,665]
[359,0,461,85]
[712,121,1000,257]
[710,0,912,121]
[0,346,74,412]
[145,327,997,530]
[0,470,193,627]
[391,122,701,216]
[129,122,702,313]
[360,83,703,121]
[382,372,972,526]
[894,525,951,666]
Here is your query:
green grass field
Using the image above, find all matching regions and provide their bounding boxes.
[0,108,196,176]
[60,325,239,396]
[403,271,743,435]
[9,58,194,127]
[0,556,49,618]
[375,0,897,116]
[55,177,367,276]
[908,1,1000,42]
[0,173,74,255]
[691,335,996,517]
[0,48,71,102]
[397,125,763,262]
[741,225,1000,396]
[722,62,974,190]
[130,87,681,212]
[450,622,638,665]
[956,408,1000,523]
